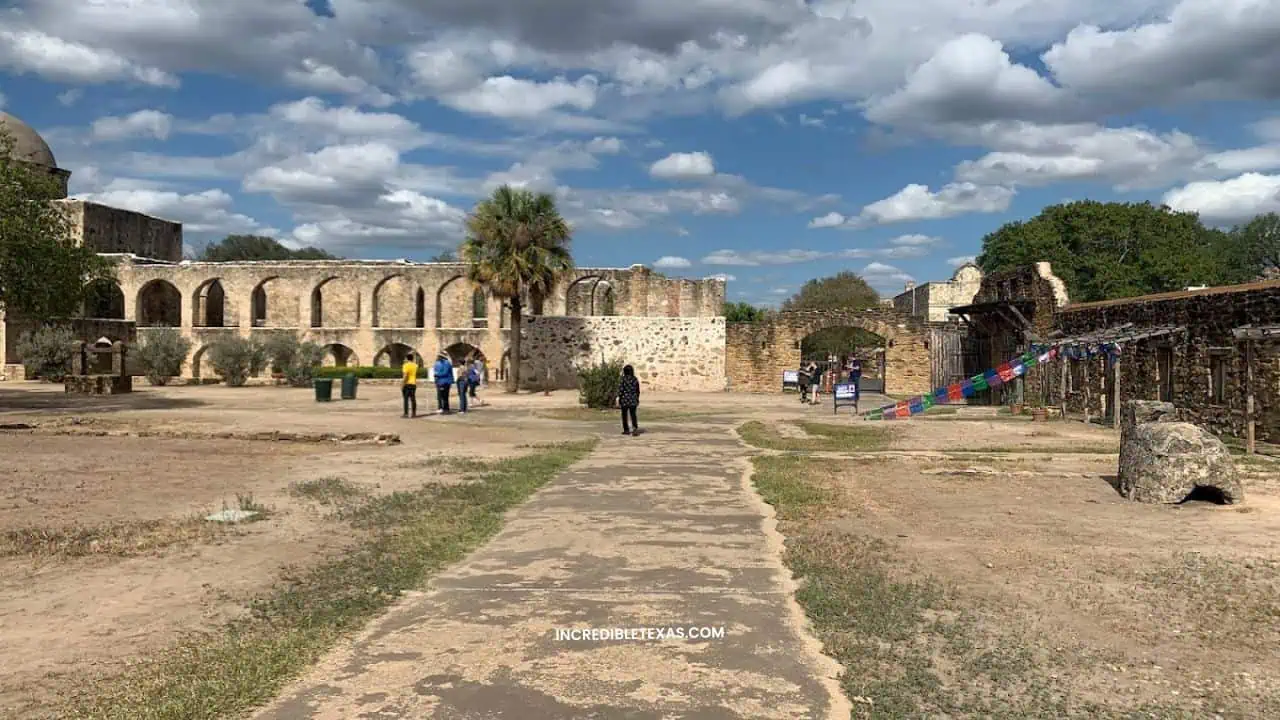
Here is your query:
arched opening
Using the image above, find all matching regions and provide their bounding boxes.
[415,287,426,328]
[191,345,211,380]
[435,275,474,329]
[84,279,125,319]
[472,288,488,328]
[193,278,227,328]
[443,342,485,368]
[566,275,609,316]
[310,276,356,327]
[372,274,421,328]
[497,349,510,382]
[799,325,888,394]
[311,286,324,328]
[136,279,181,327]
[320,343,358,367]
[595,281,616,316]
[373,343,417,368]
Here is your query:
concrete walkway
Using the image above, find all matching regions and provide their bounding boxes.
[255,421,847,719]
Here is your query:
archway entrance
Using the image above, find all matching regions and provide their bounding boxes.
[444,342,485,367]
[137,279,181,327]
[799,325,888,393]
[725,307,930,395]
[321,343,358,367]
[373,343,417,367]
[84,280,125,319]
[193,278,227,327]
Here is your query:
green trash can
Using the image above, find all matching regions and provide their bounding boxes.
[314,377,334,402]
[340,373,358,400]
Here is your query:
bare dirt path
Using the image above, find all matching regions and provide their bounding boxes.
[254,419,848,719]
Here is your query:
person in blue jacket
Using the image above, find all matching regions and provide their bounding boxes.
[433,352,454,414]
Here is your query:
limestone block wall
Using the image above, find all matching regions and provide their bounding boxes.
[520,316,726,392]
[725,309,932,395]
[58,201,183,262]
[1055,280,1280,443]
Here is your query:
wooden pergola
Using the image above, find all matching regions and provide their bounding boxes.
[1044,324,1188,429]
[1232,324,1279,454]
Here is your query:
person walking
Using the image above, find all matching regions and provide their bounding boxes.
[433,352,454,414]
[470,358,483,399]
[850,356,863,402]
[618,364,641,435]
[400,353,418,418]
[797,362,812,404]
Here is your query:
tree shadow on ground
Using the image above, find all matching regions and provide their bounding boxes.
[0,388,208,414]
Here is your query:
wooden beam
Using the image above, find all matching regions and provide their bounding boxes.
[1004,303,1043,342]
[1083,360,1091,426]
[1060,357,1068,419]
[1246,340,1256,455]
[1113,353,1121,432]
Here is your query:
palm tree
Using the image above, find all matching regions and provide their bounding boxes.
[460,185,574,392]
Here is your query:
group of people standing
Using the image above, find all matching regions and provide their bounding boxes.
[399,353,484,418]
[797,355,863,404]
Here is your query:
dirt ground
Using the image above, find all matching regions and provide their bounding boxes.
[789,418,1280,716]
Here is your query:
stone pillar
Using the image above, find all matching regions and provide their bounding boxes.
[111,341,126,376]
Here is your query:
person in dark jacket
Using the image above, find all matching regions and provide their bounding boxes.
[618,364,641,435]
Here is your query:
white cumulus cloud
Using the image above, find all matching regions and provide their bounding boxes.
[650,151,716,179]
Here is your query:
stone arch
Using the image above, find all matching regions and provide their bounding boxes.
[136,279,181,327]
[193,278,230,328]
[373,342,417,367]
[372,274,422,328]
[436,274,474,329]
[443,342,485,368]
[250,276,296,327]
[725,308,930,396]
[191,345,212,379]
[566,275,611,316]
[320,343,358,367]
[497,349,510,382]
[595,280,616,316]
[310,276,358,328]
[84,279,125,319]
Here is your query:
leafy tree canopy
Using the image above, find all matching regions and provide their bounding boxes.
[197,234,338,261]
[781,271,883,361]
[1227,212,1280,280]
[429,249,458,262]
[0,130,111,318]
[976,200,1261,303]
[722,301,767,322]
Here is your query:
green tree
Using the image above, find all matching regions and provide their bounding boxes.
[976,200,1231,302]
[0,130,111,318]
[461,185,574,392]
[1228,213,1280,280]
[430,249,458,262]
[781,271,883,360]
[198,234,339,261]
[135,328,192,385]
[722,301,767,322]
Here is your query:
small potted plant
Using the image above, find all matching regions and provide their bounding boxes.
[1028,382,1049,422]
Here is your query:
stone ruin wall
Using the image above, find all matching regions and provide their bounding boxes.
[520,316,727,392]
[1055,282,1280,444]
[59,200,184,263]
[0,257,726,384]
[724,309,932,395]
[970,264,1068,405]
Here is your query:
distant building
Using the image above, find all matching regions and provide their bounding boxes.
[891,263,983,322]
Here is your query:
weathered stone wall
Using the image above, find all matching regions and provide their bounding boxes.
[58,201,183,262]
[965,263,1068,404]
[1054,280,1280,444]
[725,308,931,395]
[892,264,982,322]
[520,316,726,392]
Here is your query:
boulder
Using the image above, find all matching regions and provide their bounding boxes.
[1118,422,1243,504]
[1119,400,1177,444]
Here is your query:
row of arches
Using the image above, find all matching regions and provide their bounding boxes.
[89,275,506,329]
[184,341,508,382]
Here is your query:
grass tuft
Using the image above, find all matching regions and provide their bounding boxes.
[61,439,596,720]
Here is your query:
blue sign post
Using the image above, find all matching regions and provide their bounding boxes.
[833,383,858,415]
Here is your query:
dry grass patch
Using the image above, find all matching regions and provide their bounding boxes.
[1,518,226,559]
[738,421,893,452]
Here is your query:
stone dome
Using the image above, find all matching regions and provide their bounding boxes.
[0,111,58,168]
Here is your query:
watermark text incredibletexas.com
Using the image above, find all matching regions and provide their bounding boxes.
[554,626,726,642]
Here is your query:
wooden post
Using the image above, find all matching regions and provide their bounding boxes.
[1083,360,1091,426]
[1246,341,1256,455]
[1060,358,1068,419]
[1113,352,1121,432]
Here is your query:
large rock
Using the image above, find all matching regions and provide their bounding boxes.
[1119,400,1177,445]
[1118,422,1243,504]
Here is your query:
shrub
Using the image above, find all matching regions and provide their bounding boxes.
[577,358,625,409]
[207,336,267,387]
[312,365,402,379]
[135,328,192,386]
[263,333,326,387]
[16,325,78,382]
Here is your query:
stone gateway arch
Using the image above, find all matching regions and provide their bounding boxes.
[725,308,932,395]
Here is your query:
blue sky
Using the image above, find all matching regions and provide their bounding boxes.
[1,0,1278,306]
